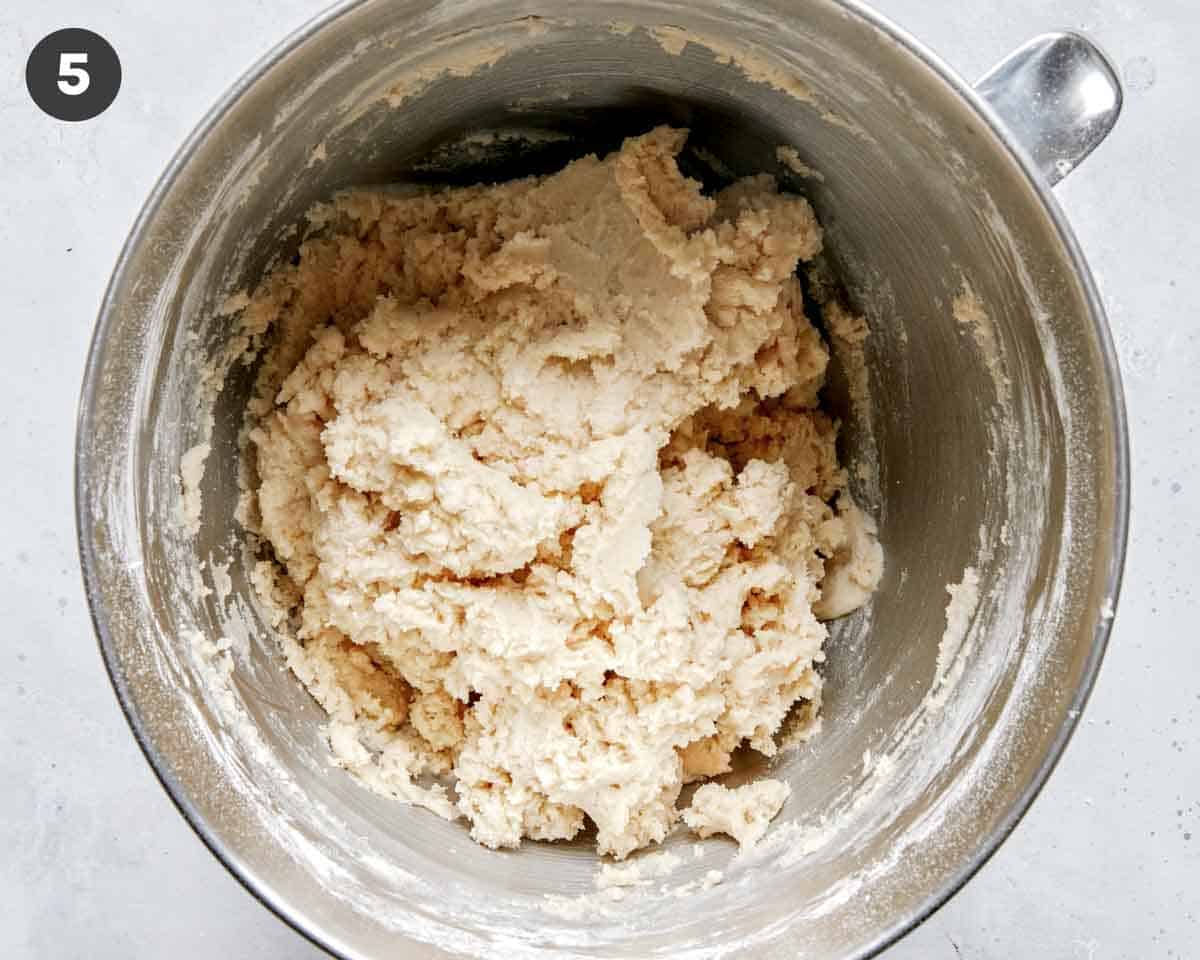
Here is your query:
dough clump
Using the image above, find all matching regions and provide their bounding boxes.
[240,127,880,858]
[682,779,791,849]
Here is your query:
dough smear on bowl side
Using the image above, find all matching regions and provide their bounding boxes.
[235,126,881,859]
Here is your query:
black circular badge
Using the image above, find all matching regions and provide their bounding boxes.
[26,29,121,122]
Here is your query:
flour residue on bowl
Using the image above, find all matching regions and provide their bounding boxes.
[177,442,210,536]
[383,44,510,108]
[541,844,729,917]
[648,26,873,142]
[954,278,1010,394]
[823,300,879,495]
[596,849,683,890]
[649,28,812,107]
[931,566,982,708]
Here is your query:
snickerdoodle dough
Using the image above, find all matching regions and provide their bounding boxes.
[238,127,881,859]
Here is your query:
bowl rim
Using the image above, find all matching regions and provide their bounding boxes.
[75,1,1130,957]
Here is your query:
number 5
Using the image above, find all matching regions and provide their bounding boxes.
[57,52,90,95]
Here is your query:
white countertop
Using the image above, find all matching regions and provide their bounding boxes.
[2,0,1196,956]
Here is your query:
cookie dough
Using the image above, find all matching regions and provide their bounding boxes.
[239,126,880,859]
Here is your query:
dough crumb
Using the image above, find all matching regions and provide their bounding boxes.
[682,779,792,849]
[238,126,879,859]
[776,145,825,182]
[813,497,884,619]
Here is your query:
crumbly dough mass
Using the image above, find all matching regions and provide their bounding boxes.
[239,127,880,858]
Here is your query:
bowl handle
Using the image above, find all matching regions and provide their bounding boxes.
[975,32,1123,186]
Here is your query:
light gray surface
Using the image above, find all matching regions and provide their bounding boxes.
[0,0,1195,957]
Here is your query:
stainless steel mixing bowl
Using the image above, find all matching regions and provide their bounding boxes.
[76,2,1129,957]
